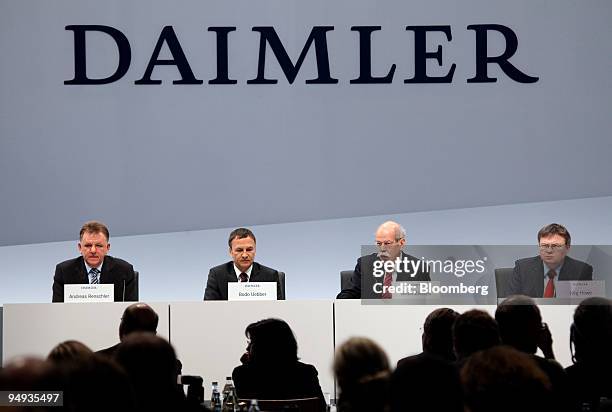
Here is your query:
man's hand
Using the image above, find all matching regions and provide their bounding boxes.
[538,322,555,359]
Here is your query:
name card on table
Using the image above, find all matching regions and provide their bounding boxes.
[228,282,277,301]
[64,284,114,303]
[556,280,605,298]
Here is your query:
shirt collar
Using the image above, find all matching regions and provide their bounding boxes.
[233,264,253,280]
[543,260,564,279]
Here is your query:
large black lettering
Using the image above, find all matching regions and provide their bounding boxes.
[467,24,538,83]
[247,26,338,84]
[350,26,396,84]
[404,26,455,83]
[64,25,131,85]
[135,26,203,85]
[208,27,237,85]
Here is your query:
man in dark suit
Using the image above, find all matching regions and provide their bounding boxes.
[97,303,159,358]
[337,221,430,299]
[52,221,137,302]
[508,223,593,298]
[204,228,283,300]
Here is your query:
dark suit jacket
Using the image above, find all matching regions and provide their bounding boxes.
[233,361,326,410]
[203,261,283,300]
[508,255,593,297]
[97,342,183,375]
[391,352,463,412]
[336,252,431,299]
[52,255,137,302]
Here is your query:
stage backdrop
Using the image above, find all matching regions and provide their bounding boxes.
[1,0,611,248]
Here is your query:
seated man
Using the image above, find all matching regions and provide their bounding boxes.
[97,303,159,357]
[508,223,593,298]
[52,221,137,302]
[204,228,283,300]
[336,221,430,299]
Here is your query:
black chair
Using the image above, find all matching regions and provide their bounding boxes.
[340,270,354,291]
[278,271,286,300]
[132,271,139,301]
[495,268,513,299]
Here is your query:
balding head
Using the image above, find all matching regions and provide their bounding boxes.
[375,221,406,261]
[119,303,159,340]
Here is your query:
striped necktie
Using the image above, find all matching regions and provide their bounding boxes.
[89,268,100,284]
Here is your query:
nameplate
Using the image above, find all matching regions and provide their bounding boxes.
[556,280,605,298]
[228,282,277,301]
[64,284,114,303]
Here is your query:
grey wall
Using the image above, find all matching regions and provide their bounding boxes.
[1,0,612,246]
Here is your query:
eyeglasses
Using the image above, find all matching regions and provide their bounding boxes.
[376,240,402,247]
[538,244,566,251]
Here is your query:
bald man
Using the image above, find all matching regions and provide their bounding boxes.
[337,221,430,299]
[97,303,159,358]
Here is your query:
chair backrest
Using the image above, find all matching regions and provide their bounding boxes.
[494,268,513,299]
[340,270,354,291]
[241,397,324,412]
[133,271,139,301]
[278,271,286,300]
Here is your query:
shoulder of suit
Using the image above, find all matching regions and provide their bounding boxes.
[209,262,233,274]
[515,256,540,266]
[104,255,134,270]
[253,262,279,275]
[56,256,83,270]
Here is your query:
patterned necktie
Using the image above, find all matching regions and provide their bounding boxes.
[543,269,556,298]
[89,268,100,284]
[381,272,393,299]
[239,272,248,282]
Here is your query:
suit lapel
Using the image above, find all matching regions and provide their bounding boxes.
[249,263,260,282]
[75,257,89,284]
[531,257,544,297]
[558,256,572,281]
[100,256,113,283]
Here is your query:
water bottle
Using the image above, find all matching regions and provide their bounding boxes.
[248,399,260,412]
[211,381,222,412]
[222,377,238,412]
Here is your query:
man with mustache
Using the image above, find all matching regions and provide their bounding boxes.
[204,228,283,300]
[52,221,137,302]
[337,221,430,299]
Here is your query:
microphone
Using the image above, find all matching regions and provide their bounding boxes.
[122,278,126,301]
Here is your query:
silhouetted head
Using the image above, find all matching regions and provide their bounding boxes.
[119,303,159,340]
[48,340,93,363]
[115,333,181,412]
[246,318,298,365]
[461,346,552,412]
[334,337,391,412]
[571,297,612,364]
[422,308,460,361]
[495,295,542,354]
[453,309,501,360]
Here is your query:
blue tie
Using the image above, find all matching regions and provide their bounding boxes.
[89,268,100,284]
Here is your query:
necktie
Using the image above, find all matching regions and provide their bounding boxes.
[381,272,393,299]
[89,268,100,284]
[543,269,556,298]
[239,272,248,282]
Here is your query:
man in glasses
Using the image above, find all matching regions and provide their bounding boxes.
[336,220,430,299]
[508,223,592,298]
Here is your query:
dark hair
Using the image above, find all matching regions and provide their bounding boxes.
[246,318,298,365]
[461,346,552,412]
[537,223,571,246]
[115,333,181,412]
[119,303,159,339]
[48,340,93,363]
[571,297,612,363]
[495,295,542,354]
[422,308,459,361]
[453,309,501,360]
[334,337,390,412]
[228,228,256,248]
[80,221,110,241]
